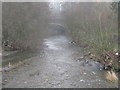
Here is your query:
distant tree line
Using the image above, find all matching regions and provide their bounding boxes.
[2,2,50,51]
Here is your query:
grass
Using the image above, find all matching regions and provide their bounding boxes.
[66,21,119,70]
[2,50,39,67]
[64,3,118,66]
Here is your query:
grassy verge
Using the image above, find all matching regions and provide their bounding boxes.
[64,2,119,71]
[69,27,119,71]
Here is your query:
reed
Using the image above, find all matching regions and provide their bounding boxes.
[105,70,118,82]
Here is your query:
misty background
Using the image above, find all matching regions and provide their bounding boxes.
[2,2,118,69]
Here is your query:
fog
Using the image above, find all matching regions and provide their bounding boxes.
[2,2,119,88]
[2,2,117,52]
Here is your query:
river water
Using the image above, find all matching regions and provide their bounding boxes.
[2,2,118,88]
[2,35,118,88]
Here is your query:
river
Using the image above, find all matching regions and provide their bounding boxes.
[2,35,118,88]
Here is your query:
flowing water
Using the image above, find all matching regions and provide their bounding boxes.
[2,35,118,88]
[2,2,118,88]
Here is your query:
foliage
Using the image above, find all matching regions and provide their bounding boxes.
[2,2,50,50]
[63,2,118,66]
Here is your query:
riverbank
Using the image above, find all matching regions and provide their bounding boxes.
[71,40,119,72]
[2,36,118,88]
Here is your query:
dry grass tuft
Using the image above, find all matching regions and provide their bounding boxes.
[105,70,118,82]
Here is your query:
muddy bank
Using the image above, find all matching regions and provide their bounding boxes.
[2,50,41,72]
